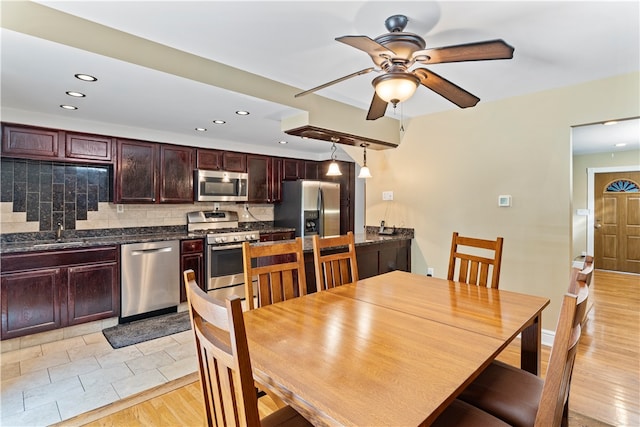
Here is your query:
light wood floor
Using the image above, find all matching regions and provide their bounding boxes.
[63,270,639,427]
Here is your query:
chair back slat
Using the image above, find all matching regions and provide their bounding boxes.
[243,238,306,310]
[448,232,504,288]
[312,232,359,292]
[535,268,589,427]
[183,270,260,427]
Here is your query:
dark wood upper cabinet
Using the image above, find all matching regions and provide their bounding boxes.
[247,155,283,203]
[304,161,320,180]
[160,144,194,203]
[1,123,114,164]
[196,148,222,170]
[222,151,247,172]
[115,140,193,204]
[247,154,270,203]
[65,132,113,163]
[2,124,61,160]
[271,157,283,203]
[321,160,355,235]
[283,158,304,181]
[115,139,157,203]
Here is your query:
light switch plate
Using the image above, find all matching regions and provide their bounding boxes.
[498,195,511,207]
[382,191,394,201]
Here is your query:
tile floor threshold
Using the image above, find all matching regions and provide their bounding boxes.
[1,327,198,427]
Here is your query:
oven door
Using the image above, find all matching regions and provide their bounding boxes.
[206,243,256,300]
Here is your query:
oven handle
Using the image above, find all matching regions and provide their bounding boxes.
[210,243,244,251]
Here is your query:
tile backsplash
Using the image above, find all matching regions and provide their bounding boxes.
[0,157,274,234]
[1,158,110,231]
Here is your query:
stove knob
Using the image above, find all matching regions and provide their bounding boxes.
[215,237,223,243]
[233,236,240,242]
[247,234,256,240]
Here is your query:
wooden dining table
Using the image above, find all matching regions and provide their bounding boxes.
[243,270,550,427]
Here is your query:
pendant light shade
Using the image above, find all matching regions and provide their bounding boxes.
[373,72,420,104]
[326,141,342,176]
[358,143,372,179]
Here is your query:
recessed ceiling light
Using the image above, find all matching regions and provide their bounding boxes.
[235,110,250,116]
[74,73,97,82]
[60,105,78,110]
[195,128,207,132]
[278,140,288,144]
[603,121,618,126]
[212,120,226,125]
[66,91,85,97]
[615,143,627,147]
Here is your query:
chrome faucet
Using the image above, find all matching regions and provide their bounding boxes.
[55,223,64,240]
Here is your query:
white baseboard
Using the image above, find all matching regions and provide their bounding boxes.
[542,328,555,347]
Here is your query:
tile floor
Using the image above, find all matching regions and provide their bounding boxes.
[0,313,198,426]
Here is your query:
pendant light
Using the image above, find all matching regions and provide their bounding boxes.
[326,139,342,176]
[358,143,372,179]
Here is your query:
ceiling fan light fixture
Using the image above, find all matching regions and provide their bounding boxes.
[373,72,420,104]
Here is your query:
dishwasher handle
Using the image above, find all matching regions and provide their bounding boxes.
[131,246,174,256]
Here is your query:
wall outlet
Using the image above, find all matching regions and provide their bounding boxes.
[427,268,434,277]
[116,204,124,214]
[382,191,394,201]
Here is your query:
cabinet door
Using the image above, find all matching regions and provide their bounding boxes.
[180,253,204,302]
[67,262,119,325]
[304,161,319,180]
[1,124,60,160]
[196,148,222,170]
[322,160,355,235]
[283,158,304,180]
[270,157,283,203]
[247,155,270,203]
[65,132,113,163]
[180,239,205,302]
[1,268,63,339]
[222,152,247,172]
[116,139,157,203]
[160,144,194,203]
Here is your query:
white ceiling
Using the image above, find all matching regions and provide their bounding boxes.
[1,1,639,157]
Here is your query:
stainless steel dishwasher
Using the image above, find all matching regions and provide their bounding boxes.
[120,240,180,322]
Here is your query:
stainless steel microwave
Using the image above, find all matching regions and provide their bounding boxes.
[194,169,248,202]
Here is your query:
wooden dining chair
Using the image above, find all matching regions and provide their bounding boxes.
[447,232,504,288]
[242,238,307,310]
[183,269,312,427]
[312,231,359,292]
[458,267,589,427]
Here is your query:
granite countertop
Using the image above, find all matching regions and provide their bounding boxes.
[0,224,413,255]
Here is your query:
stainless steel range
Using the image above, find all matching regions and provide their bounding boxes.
[187,210,259,300]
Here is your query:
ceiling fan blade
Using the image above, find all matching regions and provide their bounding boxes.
[295,67,375,97]
[336,35,396,58]
[413,39,514,64]
[366,92,388,120]
[414,68,480,108]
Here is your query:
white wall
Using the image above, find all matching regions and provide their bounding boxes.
[363,72,640,330]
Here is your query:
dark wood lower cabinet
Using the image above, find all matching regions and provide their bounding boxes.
[180,239,204,303]
[67,263,119,325]
[1,268,63,339]
[303,238,411,294]
[0,246,120,340]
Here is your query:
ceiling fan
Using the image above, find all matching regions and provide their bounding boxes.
[295,15,514,120]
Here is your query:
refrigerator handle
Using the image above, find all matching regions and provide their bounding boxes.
[318,187,324,237]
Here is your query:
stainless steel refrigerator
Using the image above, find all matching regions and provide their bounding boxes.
[275,180,340,238]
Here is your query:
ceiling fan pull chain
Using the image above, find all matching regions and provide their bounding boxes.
[400,103,405,132]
